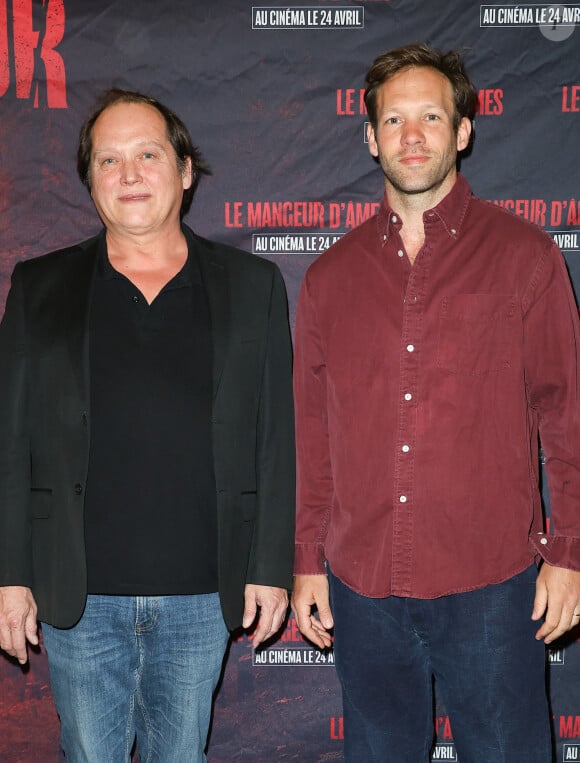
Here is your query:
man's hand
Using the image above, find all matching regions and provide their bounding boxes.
[0,586,38,665]
[243,584,289,649]
[532,563,580,644]
[291,574,333,650]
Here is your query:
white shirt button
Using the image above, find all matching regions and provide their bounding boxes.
[391,215,397,223]
[383,234,387,242]
[399,495,407,503]
[404,393,412,401]
[406,344,414,352]
[397,249,404,258]
[402,445,410,453]
[540,537,548,545]
[450,228,457,235]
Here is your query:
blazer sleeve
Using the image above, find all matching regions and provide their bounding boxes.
[246,266,295,590]
[0,263,33,586]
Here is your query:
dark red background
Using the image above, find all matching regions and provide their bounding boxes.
[1,1,579,760]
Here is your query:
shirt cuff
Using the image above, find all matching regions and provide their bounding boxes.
[531,532,580,571]
[294,542,326,575]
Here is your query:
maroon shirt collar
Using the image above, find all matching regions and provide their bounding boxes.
[377,173,473,244]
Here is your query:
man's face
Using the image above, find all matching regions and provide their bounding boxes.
[89,102,192,237]
[367,66,471,204]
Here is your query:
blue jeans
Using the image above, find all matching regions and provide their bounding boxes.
[42,593,229,763]
[328,565,553,762]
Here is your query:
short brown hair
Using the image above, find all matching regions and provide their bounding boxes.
[77,88,210,218]
[364,43,477,134]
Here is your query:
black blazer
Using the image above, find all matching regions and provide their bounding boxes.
[0,225,295,630]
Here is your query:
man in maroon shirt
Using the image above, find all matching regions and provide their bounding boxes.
[292,43,580,761]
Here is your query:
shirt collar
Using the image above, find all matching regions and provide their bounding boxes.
[377,173,473,244]
[96,228,202,288]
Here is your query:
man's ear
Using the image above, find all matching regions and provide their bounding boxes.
[182,155,193,190]
[367,123,379,158]
[456,117,471,152]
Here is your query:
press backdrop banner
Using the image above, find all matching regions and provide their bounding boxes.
[0,1,579,761]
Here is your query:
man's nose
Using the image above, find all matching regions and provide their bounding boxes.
[401,120,425,146]
[120,159,142,184]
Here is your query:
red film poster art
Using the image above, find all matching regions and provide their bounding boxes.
[0,0,67,108]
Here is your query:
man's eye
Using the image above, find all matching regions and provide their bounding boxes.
[386,117,400,125]
[101,158,116,166]
[142,152,155,159]
[425,114,440,121]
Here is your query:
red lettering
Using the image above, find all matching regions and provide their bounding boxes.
[477,89,503,115]
[330,716,344,739]
[40,0,67,108]
[567,200,579,226]
[2,0,67,107]
[336,88,355,115]
[562,85,580,113]
[0,1,8,95]
[346,88,355,114]
[559,716,580,738]
[13,0,39,100]
[435,716,454,740]
[336,87,366,115]
[344,201,381,228]
[359,87,366,115]
[280,616,304,642]
[488,199,546,226]
[224,201,243,227]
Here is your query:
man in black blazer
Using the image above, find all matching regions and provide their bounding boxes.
[0,89,294,762]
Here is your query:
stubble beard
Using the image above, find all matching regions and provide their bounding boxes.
[379,147,458,197]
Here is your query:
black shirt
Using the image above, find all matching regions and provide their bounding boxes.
[84,239,218,595]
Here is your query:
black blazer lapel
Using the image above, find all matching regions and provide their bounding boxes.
[62,233,102,400]
[187,230,231,401]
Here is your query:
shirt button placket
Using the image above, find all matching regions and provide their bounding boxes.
[392,265,422,590]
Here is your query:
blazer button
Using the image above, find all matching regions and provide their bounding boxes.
[74,483,83,495]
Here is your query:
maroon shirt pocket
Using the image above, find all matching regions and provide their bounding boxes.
[436,294,518,376]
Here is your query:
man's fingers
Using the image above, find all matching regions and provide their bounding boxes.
[531,579,548,622]
[24,616,39,647]
[10,628,29,665]
[0,586,39,664]
[255,599,288,647]
[242,599,258,630]
[533,565,580,643]
[316,602,334,631]
[291,574,334,649]
[537,602,576,643]
[293,601,332,649]
[245,585,289,648]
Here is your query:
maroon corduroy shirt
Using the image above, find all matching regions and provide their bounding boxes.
[294,174,580,598]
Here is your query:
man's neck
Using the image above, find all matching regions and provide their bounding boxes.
[386,174,458,264]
